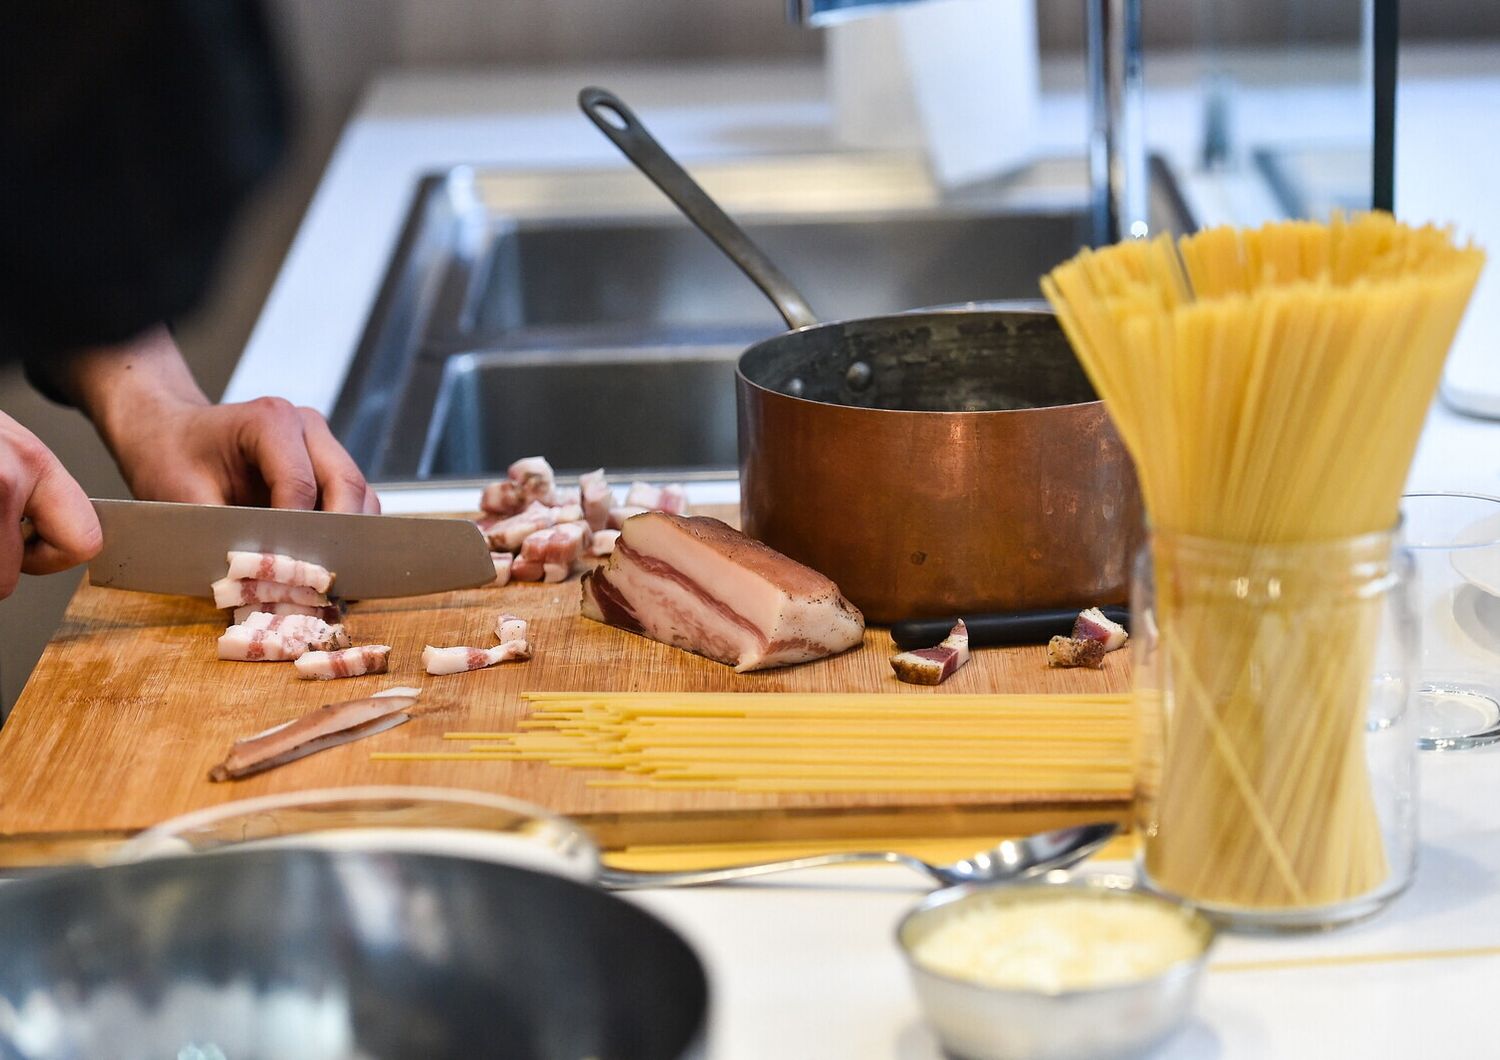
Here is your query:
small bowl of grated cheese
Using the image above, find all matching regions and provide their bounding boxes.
[896,872,1214,1060]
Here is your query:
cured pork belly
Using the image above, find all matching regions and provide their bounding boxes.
[580,468,612,531]
[580,513,864,672]
[422,641,531,676]
[491,552,514,586]
[590,529,620,557]
[479,501,585,552]
[480,456,558,517]
[607,506,649,531]
[232,602,343,625]
[294,644,391,680]
[1047,636,1107,669]
[890,620,971,685]
[511,522,590,583]
[213,578,330,610]
[496,613,528,644]
[218,613,351,661]
[1072,607,1129,651]
[225,551,334,593]
[209,691,418,781]
[624,481,690,516]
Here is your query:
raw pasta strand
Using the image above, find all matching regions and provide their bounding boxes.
[372,691,1135,795]
[1043,213,1484,912]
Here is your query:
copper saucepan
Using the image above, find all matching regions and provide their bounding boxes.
[581,88,1141,623]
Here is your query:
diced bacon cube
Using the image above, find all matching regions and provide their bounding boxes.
[590,529,620,557]
[607,506,649,531]
[491,552,514,586]
[579,468,612,532]
[1072,607,1129,651]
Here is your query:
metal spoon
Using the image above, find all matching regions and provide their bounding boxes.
[596,821,1118,890]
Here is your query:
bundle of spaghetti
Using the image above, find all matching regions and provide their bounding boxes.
[1043,213,1484,911]
[371,691,1136,794]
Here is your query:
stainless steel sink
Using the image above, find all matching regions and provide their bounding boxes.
[332,154,1193,483]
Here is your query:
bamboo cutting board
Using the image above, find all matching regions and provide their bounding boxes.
[0,507,1133,865]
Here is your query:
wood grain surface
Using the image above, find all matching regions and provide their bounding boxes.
[0,506,1133,864]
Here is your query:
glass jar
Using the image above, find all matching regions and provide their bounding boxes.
[1132,528,1417,932]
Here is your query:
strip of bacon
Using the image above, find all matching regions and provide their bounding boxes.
[491,552,514,586]
[232,602,343,625]
[212,578,330,610]
[890,620,971,685]
[422,641,531,676]
[1072,607,1129,651]
[581,513,865,672]
[496,613,528,644]
[224,551,335,593]
[294,644,391,680]
[208,692,418,781]
[579,468,612,531]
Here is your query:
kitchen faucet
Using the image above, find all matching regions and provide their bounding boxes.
[790,0,1146,244]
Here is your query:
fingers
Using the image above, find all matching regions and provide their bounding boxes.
[363,488,382,515]
[22,455,102,575]
[238,398,319,510]
[0,416,100,596]
[296,407,373,514]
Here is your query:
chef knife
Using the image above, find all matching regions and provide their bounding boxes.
[890,606,1130,650]
[87,498,496,599]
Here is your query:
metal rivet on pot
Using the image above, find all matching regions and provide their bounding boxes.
[845,361,874,391]
[787,378,806,397]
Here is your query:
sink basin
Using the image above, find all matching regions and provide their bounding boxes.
[332,154,1192,483]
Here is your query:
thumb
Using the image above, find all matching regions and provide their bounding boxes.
[23,455,103,575]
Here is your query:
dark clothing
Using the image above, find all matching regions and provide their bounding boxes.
[0,2,287,400]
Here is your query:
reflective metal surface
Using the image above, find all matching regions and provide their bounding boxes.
[737,308,1143,622]
[896,872,1215,1060]
[332,155,1194,484]
[0,849,707,1060]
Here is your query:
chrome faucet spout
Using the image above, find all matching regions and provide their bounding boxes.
[790,0,1146,245]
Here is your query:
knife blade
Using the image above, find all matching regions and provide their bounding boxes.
[889,606,1131,650]
[88,499,496,599]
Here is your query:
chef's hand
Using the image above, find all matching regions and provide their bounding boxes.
[0,411,103,598]
[65,326,379,514]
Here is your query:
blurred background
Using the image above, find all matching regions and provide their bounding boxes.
[2,0,1495,711]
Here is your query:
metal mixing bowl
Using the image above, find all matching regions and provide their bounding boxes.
[896,873,1214,1060]
[0,848,707,1060]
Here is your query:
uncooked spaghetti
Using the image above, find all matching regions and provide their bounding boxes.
[372,691,1135,794]
[1042,213,1484,912]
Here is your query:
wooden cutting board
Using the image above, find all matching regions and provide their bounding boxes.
[0,506,1133,866]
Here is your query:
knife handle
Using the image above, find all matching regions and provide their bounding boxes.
[890,606,1130,650]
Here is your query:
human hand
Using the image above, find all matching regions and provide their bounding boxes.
[111,395,380,513]
[0,411,102,599]
[66,326,379,514]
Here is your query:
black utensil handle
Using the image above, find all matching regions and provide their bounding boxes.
[890,606,1131,650]
[577,86,819,331]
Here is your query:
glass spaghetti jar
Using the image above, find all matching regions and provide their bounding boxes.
[1131,527,1418,932]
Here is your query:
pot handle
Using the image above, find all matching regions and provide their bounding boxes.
[579,86,821,332]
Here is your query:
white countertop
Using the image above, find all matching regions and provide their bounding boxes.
[229,54,1500,1058]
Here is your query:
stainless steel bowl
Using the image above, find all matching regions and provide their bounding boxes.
[0,848,707,1060]
[896,872,1214,1060]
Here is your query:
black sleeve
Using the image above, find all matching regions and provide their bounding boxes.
[0,1,288,400]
